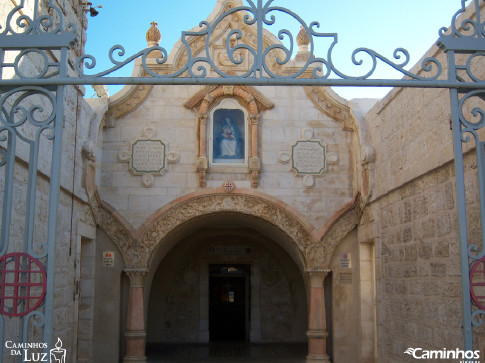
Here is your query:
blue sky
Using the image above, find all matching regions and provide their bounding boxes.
[84,0,461,99]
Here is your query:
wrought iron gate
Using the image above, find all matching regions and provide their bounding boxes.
[0,0,484,361]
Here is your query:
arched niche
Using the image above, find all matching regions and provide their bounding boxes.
[184,85,274,187]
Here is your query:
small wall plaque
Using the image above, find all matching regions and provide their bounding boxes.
[103,251,115,267]
[340,253,352,269]
[118,128,179,187]
[208,246,251,255]
[279,128,329,189]
[339,273,353,284]
[130,139,166,175]
[291,140,327,176]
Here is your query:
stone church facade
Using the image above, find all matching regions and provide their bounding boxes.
[1,0,483,362]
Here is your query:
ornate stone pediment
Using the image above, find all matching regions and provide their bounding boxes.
[304,86,356,131]
[183,85,274,112]
[105,0,283,123]
[105,71,153,123]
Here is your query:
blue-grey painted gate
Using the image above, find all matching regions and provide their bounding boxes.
[0,0,484,361]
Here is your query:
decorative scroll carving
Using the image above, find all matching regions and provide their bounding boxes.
[141,193,315,266]
[306,194,363,269]
[106,73,153,122]
[304,87,355,131]
[97,206,147,268]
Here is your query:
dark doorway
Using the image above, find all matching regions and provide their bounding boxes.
[209,264,250,341]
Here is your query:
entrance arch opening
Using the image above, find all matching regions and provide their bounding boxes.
[144,212,309,360]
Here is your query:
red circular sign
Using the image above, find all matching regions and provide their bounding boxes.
[0,253,47,317]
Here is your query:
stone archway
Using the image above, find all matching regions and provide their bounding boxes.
[140,191,316,269]
[89,188,364,362]
[92,190,339,362]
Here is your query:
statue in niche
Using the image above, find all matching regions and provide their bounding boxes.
[220,117,240,157]
[212,108,245,164]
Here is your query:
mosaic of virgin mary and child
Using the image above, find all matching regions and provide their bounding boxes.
[212,109,245,163]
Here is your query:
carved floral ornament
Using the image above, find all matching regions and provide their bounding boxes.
[94,191,364,271]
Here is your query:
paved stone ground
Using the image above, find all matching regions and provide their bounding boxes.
[146,342,308,362]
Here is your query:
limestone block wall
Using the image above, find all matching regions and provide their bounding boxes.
[359,11,484,358]
[100,84,355,230]
[363,158,477,362]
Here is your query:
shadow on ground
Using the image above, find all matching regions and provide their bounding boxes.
[146,342,308,362]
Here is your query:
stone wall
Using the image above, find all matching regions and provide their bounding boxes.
[100,83,355,230]
[369,160,470,362]
[330,230,362,363]
[358,28,484,359]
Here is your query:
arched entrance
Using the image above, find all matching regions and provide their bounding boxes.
[144,216,310,360]
[94,190,339,362]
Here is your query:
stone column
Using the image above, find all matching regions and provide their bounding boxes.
[306,269,331,363]
[123,268,148,363]
[249,114,261,188]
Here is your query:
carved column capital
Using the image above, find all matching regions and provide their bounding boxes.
[124,268,148,288]
[306,269,331,287]
[198,113,209,125]
[250,114,260,125]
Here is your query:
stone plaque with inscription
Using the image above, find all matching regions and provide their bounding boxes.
[291,140,326,175]
[208,245,252,255]
[129,139,166,175]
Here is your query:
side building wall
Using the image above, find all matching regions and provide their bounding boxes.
[358,30,484,360]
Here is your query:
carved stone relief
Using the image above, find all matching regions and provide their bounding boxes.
[97,207,148,268]
[308,194,364,268]
[95,189,361,272]
[105,74,153,125]
[141,194,315,258]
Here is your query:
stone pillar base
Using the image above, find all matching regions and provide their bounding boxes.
[123,355,147,363]
[306,354,331,363]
